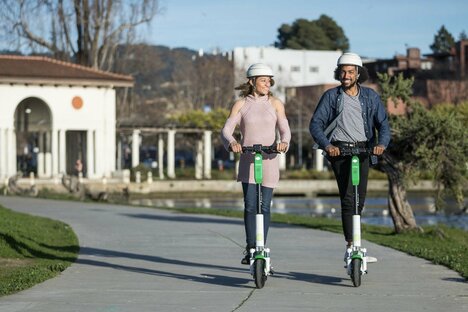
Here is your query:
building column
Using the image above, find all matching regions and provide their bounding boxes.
[6,128,16,177]
[195,138,203,180]
[116,137,122,171]
[167,130,176,179]
[44,131,52,177]
[0,128,5,178]
[131,129,140,168]
[37,131,45,178]
[203,130,212,179]
[279,153,287,171]
[314,149,324,171]
[93,129,102,177]
[59,130,66,174]
[52,129,59,175]
[87,130,95,178]
[158,133,165,179]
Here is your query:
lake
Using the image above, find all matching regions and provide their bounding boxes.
[129,194,468,230]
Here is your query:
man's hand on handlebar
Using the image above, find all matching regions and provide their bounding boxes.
[373,144,385,156]
[325,144,341,157]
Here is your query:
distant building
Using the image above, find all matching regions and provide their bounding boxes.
[364,41,468,107]
[0,55,133,179]
[232,46,342,101]
[364,47,433,81]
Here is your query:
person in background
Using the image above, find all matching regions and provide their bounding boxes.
[74,159,83,177]
[309,52,391,265]
[221,63,291,264]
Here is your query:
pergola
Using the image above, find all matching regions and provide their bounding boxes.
[118,127,213,179]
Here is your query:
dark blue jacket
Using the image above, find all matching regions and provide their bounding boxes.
[309,86,391,149]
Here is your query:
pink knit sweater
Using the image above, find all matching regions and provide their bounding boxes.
[221,94,291,188]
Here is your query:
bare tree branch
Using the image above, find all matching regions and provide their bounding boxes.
[0,0,159,69]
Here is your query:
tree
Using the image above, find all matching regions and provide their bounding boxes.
[376,73,468,233]
[0,0,159,70]
[114,44,233,128]
[314,15,349,51]
[430,25,455,54]
[168,108,230,166]
[459,30,467,41]
[275,15,349,51]
[169,108,230,131]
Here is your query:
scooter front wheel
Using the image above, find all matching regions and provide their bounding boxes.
[351,258,362,287]
[254,259,267,289]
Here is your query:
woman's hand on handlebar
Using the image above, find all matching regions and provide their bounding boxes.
[229,141,242,153]
[373,144,385,156]
[276,142,288,153]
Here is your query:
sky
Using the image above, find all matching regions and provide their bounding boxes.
[141,0,468,59]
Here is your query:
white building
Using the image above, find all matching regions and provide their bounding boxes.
[0,55,133,180]
[233,46,342,101]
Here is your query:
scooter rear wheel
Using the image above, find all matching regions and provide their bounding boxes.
[351,258,362,287]
[254,259,267,289]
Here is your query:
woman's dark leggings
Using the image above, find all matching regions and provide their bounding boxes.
[242,183,273,249]
[330,155,369,242]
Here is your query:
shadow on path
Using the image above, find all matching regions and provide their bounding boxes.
[76,257,252,288]
[273,270,352,287]
[120,212,244,226]
[76,247,253,288]
[119,212,301,230]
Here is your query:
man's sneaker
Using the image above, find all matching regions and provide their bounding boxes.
[365,256,378,263]
[241,248,252,265]
[343,247,352,268]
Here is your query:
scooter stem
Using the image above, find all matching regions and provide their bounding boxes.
[256,214,265,248]
[352,215,361,247]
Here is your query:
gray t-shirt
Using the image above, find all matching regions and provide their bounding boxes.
[330,91,367,142]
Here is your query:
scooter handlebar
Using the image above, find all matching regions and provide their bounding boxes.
[338,146,374,156]
[242,144,280,154]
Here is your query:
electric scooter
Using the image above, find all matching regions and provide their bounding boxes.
[242,144,279,289]
[339,146,374,287]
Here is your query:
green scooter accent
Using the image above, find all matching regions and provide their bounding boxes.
[254,153,263,184]
[254,151,265,264]
[351,156,360,186]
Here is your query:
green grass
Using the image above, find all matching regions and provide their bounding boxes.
[0,205,79,296]
[173,207,468,279]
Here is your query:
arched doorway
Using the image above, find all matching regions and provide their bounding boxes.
[14,97,52,177]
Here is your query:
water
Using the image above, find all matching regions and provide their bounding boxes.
[129,195,468,230]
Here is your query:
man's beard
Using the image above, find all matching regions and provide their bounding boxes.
[341,78,357,90]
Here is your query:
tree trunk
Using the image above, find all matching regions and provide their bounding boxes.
[379,153,422,233]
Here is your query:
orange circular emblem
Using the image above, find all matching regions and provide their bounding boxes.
[72,96,83,110]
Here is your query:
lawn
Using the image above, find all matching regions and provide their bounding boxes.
[0,205,79,296]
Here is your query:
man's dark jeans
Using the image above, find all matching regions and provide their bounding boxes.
[242,183,273,249]
[330,155,369,242]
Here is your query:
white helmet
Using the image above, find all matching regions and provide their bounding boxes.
[246,63,274,78]
[337,52,362,67]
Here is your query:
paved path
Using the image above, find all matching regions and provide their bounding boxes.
[0,196,466,312]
